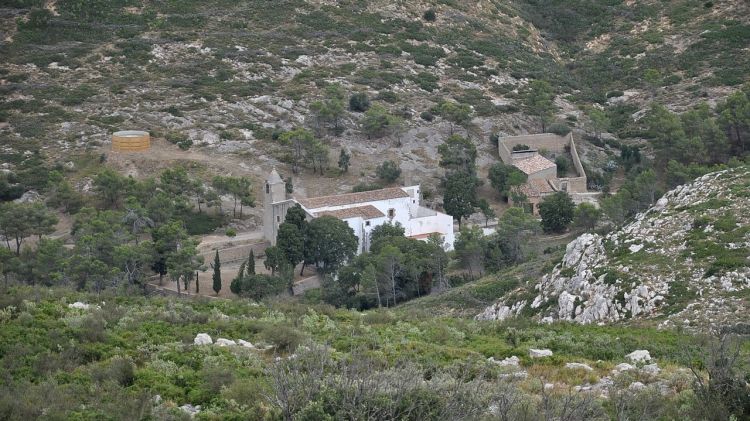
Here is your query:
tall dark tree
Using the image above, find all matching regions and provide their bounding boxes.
[284,204,308,231]
[304,216,358,273]
[212,250,221,295]
[438,135,477,175]
[276,223,305,270]
[369,222,405,253]
[443,171,478,228]
[717,89,750,154]
[93,168,131,209]
[488,163,527,200]
[538,192,575,233]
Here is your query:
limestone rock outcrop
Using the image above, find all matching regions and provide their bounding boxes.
[477,167,750,331]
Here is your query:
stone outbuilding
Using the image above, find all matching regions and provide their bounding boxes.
[498,132,594,214]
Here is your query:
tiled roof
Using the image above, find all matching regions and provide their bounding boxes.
[297,187,409,209]
[512,154,556,175]
[315,205,385,220]
[408,232,443,240]
[519,179,556,197]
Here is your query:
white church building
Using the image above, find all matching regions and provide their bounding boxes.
[263,169,455,253]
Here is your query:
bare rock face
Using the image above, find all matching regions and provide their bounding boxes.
[477,166,750,331]
[14,190,42,203]
[475,300,526,321]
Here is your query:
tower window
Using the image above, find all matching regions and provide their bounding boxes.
[276,215,281,222]
[365,221,371,226]
[388,208,395,218]
[266,183,270,194]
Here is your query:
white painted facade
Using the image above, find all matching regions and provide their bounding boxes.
[263,171,455,252]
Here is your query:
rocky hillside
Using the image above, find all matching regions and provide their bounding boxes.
[0,0,747,185]
[477,165,750,331]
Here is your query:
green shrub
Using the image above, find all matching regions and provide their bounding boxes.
[420,111,434,121]
[375,90,398,103]
[349,93,371,112]
[61,85,96,106]
[230,274,286,300]
[260,324,304,353]
[423,9,436,22]
[411,72,439,92]
[352,182,383,193]
[375,160,401,183]
[555,156,571,177]
[165,131,193,150]
[548,122,572,136]
[225,228,237,237]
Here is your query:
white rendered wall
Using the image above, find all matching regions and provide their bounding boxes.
[301,186,455,253]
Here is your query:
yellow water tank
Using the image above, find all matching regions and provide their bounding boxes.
[112,130,150,152]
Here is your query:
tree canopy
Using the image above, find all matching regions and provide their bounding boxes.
[538,192,575,233]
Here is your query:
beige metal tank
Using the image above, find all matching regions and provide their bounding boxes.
[112,130,150,152]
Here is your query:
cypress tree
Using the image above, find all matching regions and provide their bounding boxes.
[247,249,255,275]
[212,250,221,295]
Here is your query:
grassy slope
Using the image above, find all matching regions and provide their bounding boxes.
[2,285,736,418]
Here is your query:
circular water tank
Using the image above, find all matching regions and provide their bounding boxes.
[112,130,150,152]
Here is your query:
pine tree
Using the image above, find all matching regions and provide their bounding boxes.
[247,249,255,275]
[212,250,221,295]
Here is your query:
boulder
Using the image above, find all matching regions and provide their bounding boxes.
[625,350,651,363]
[237,339,255,349]
[641,363,661,374]
[68,302,92,310]
[215,338,237,347]
[488,356,520,367]
[529,348,553,358]
[179,404,201,417]
[565,362,593,371]
[14,191,42,203]
[613,363,635,373]
[194,333,212,345]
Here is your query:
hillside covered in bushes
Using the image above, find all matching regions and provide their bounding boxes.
[0,287,748,419]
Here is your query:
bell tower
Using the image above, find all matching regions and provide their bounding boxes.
[263,168,287,244]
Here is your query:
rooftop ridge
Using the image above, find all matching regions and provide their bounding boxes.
[297,186,410,209]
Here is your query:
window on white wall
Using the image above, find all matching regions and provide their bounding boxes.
[388,208,395,218]
[365,221,370,226]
